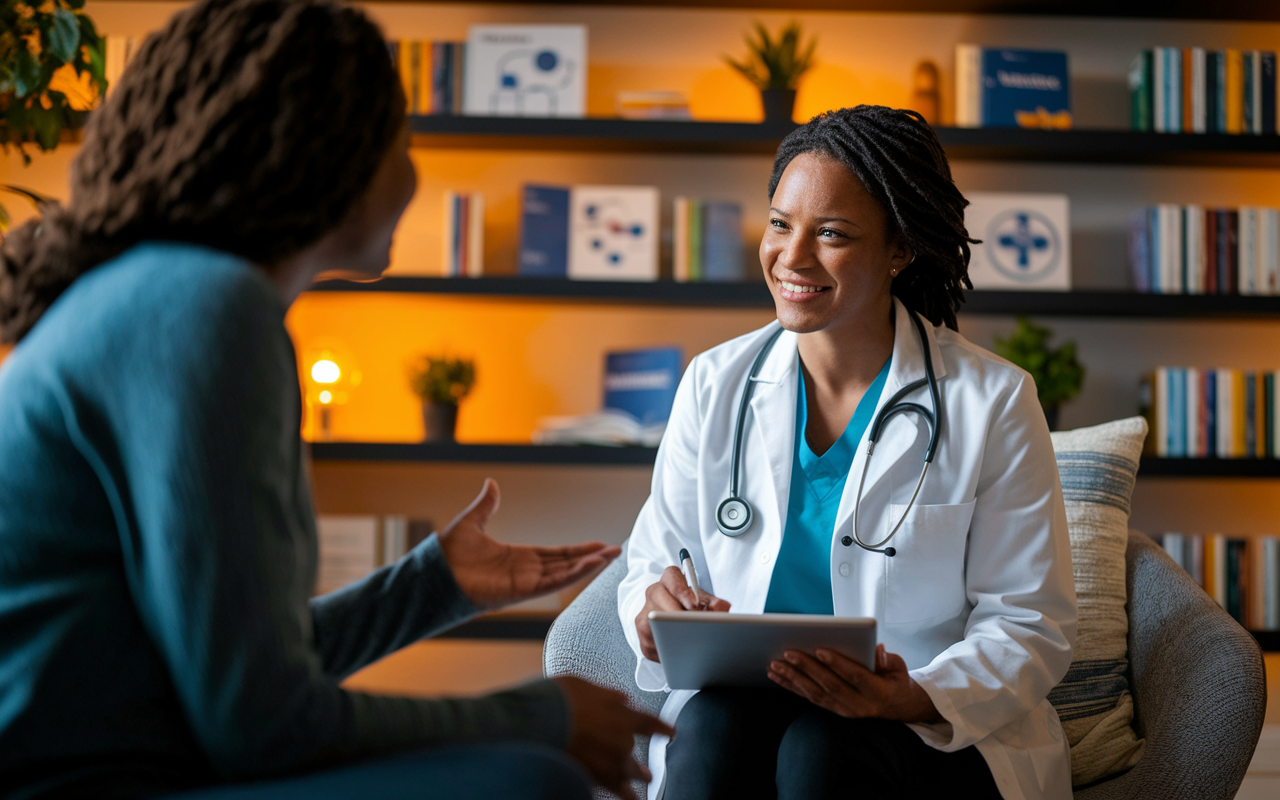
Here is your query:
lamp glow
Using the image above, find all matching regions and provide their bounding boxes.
[311,360,341,384]
[318,390,333,404]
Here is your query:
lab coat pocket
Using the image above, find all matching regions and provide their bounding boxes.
[883,500,976,624]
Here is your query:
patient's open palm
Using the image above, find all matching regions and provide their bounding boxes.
[438,479,621,610]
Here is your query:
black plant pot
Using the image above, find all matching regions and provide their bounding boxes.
[422,402,459,443]
[760,88,797,125]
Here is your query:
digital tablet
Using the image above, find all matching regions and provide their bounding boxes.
[648,611,876,690]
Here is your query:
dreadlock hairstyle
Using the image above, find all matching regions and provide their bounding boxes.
[0,0,406,343]
[768,105,977,331]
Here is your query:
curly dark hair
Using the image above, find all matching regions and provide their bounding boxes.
[0,0,406,343]
[768,105,976,331]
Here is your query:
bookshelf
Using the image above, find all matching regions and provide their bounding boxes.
[309,278,1280,318]
[409,117,1280,168]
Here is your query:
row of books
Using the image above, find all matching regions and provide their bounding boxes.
[1128,205,1280,295]
[390,40,466,116]
[672,198,745,283]
[1154,533,1280,630]
[443,191,485,277]
[1140,368,1280,459]
[954,45,1071,129]
[1129,48,1277,134]
[316,515,433,594]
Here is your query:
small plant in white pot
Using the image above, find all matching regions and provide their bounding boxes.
[408,355,475,443]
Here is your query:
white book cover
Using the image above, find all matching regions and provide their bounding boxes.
[568,186,659,281]
[1164,533,1185,571]
[1186,366,1200,458]
[464,25,586,118]
[381,516,407,566]
[316,515,379,593]
[1184,205,1205,294]
[1239,207,1258,295]
[1217,368,1233,458]
[964,192,1070,290]
[1261,208,1280,295]
[955,44,982,127]
[1191,48,1207,133]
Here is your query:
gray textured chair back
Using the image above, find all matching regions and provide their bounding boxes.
[545,533,1268,799]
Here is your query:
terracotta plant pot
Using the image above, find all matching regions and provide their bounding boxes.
[422,402,459,443]
[760,88,797,125]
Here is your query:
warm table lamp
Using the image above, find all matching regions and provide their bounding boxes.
[301,342,360,441]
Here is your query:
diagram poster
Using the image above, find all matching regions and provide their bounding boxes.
[464,25,586,118]
[569,186,660,281]
[965,192,1071,291]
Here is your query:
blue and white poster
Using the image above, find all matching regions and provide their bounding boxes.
[569,186,660,281]
[964,192,1071,291]
[464,25,586,118]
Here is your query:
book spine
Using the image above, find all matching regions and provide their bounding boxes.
[1130,50,1153,131]
[1262,52,1277,135]
[467,193,485,277]
[1182,47,1194,133]
[1207,370,1218,457]
[1233,369,1247,457]
[1239,207,1257,295]
[1217,368,1232,457]
[689,200,704,281]
[1258,372,1268,458]
[1252,51,1263,134]
[1192,534,1206,588]
[1155,366,1170,456]
[1154,47,1167,133]
[1192,47,1207,133]
[956,45,981,128]
[1245,372,1257,457]
[1186,366,1200,458]
[1206,51,1221,133]
[452,43,466,115]
[1169,48,1183,132]
[1129,208,1151,291]
[1206,534,1220,606]
[672,197,690,283]
[1227,539,1243,623]
[442,190,458,276]
[1244,51,1256,134]
[1266,537,1280,629]
[1227,208,1240,294]
[1226,48,1244,134]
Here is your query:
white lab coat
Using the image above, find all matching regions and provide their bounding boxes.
[618,298,1078,800]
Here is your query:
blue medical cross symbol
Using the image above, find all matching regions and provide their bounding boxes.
[997,214,1050,269]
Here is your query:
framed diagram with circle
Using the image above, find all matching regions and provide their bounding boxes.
[964,192,1072,291]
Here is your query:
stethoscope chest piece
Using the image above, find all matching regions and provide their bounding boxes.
[716,497,753,537]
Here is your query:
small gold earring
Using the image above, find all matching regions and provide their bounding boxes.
[890,268,898,277]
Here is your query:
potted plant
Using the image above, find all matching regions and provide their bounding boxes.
[408,355,476,443]
[993,316,1085,431]
[1,0,106,227]
[724,20,816,125]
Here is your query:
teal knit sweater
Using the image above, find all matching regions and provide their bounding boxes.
[0,243,569,799]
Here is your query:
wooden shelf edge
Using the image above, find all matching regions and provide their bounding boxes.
[309,442,659,465]
[1139,458,1280,477]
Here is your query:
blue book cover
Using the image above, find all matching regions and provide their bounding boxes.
[603,347,683,426]
[519,185,570,277]
[980,48,1070,128]
[700,202,744,282]
[1149,207,1162,293]
[1171,368,1185,457]
[1166,47,1182,133]
[1206,370,1217,452]
[1205,51,1220,133]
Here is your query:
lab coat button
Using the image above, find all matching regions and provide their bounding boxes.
[760,553,771,564]
[838,562,852,577]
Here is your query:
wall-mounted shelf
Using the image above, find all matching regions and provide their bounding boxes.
[312,444,1280,476]
[308,277,1280,318]
[1138,458,1280,477]
[310,442,658,465]
[409,116,1280,167]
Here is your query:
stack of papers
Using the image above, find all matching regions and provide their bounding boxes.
[533,410,666,447]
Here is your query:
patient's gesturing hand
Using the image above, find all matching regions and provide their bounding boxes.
[438,478,620,610]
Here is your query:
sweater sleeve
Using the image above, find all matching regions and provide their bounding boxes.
[63,262,568,780]
[310,532,478,680]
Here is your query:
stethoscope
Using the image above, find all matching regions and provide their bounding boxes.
[715,309,942,558]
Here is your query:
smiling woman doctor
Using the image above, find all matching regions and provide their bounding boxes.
[618,105,1078,800]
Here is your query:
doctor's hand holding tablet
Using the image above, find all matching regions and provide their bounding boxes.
[618,104,1077,800]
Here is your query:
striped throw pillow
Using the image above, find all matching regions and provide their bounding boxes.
[1048,416,1148,787]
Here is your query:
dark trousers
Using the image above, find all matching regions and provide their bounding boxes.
[665,688,1003,800]
[163,743,591,800]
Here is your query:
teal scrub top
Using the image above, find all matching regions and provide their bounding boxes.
[763,358,892,615]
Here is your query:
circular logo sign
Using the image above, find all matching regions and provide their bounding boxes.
[985,209,1061,283]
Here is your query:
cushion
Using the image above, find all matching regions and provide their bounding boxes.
[1048,417,1148,787]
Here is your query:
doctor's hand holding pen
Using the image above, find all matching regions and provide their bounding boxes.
[768,643,944,724]
[437,479,673,798]
[634,549,732,662]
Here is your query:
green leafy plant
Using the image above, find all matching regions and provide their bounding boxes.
[408,355,476,407]
[724,21,817,91]
[993,316,1085,410]
[1,0,106,160]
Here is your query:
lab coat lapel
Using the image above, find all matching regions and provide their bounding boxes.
[746,329,799,544]
[835,299,947,532]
